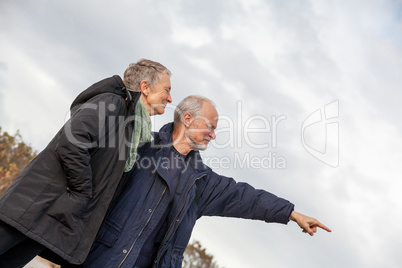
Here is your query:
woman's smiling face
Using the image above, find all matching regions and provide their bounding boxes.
[142,73,172,115]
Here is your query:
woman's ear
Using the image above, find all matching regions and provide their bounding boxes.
[140,80,149,96]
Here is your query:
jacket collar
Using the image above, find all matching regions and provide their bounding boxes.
[155,123,208,174]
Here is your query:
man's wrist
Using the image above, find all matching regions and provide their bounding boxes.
[289,211,298,222]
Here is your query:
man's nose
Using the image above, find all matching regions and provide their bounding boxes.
[210,130,216,140]
[167,93,172,103]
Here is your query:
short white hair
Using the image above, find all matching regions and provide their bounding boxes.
[173,95,216,128]
[123,59,171,91]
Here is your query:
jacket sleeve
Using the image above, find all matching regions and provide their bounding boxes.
[56,93,126,197]
[197,169,294,224]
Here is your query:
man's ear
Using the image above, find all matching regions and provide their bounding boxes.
[140,80,149,96]
[183,112,192,128]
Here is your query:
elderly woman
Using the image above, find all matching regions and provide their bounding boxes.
[0,59,172,267]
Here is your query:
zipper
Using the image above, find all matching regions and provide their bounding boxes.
[118,186,167,268]
[154,174,206,265]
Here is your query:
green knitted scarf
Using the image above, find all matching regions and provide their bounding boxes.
[124,98,153,172]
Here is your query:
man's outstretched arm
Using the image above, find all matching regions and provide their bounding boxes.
[289,211,332,236]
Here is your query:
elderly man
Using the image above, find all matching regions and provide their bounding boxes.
[84,95,331,268]
[0,59,172,267]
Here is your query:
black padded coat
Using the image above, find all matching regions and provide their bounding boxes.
[0,75,140,264]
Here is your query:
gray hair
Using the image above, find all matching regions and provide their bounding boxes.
[174,95,216,128]
[123,59,171,91]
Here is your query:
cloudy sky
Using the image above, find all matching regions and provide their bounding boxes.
[1,0,402,267]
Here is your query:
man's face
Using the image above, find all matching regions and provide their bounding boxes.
[147,73,172,115]
[186,102,218,151]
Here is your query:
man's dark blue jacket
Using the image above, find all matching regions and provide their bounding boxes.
[84,122,295,268]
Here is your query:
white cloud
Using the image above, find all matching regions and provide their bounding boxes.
[171,20,213,48]
[0,40,71,148]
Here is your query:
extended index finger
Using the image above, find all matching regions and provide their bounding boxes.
[316,222,332,232]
